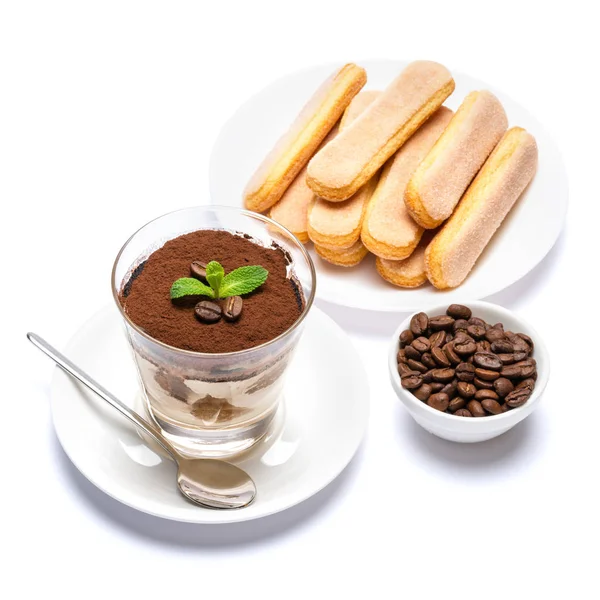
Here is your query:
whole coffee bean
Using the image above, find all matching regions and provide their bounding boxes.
[501,364,524,379]
[410,312,429,336]
[422,371,434,383]
[405,346,422,361]
[432,347,451,367]
[474,368,500,381]
[401,373,423,390]
[427,393,450,412]
[477,340,492,353]
[474,352,503,371]
[223,295,243,322]
[485,328,506,344]
[474,377,494,390]
[493,377,515,398]
[448,397,466,413]
[453,331,474,344]
[454,340,477,356]
[516,378,536,391]
[445,332,454,344]
[514,358,537,378]
[507,335,529,354]
[429,315,455,331]
[412,336,431,353]
[467,324,486,340]
[194,300,222,324]
[454,408,472,417]
[467,400,486,417]
[421,353,437,369]
[430,383,445,392]
[397,349,407,363]
[481,399,503,415]
[398,363,415,377]
[517,333,534,353]
[429,331,447,349]
[443,343,461,365]
[456,362,476,382]
[431,368,455,383]
[453,319,470,333]
[506,387,532,408]
[475,389,499,402]
[447,304,472,320]
[441,379,458,398]
[407,359,428,374]
[498,353,516,365]
[413,384,432,401]
[457,382,476,398]
[469,317,487,328]
[492,322,504,331]
[491,340,514,354]
[400,330,414,347]
[190,260,208,281]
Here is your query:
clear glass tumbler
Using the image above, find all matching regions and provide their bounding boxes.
[112,206,316,457]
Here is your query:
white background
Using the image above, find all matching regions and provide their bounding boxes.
[1,1,598,598]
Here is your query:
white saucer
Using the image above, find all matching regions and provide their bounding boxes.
[50,305,369,524]
[209,59,568,311]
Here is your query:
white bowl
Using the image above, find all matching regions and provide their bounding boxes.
[389,301,550,443]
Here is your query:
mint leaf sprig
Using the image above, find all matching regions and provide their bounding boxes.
[170,261,268,301]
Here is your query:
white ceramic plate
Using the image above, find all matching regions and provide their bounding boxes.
[209,59,568,311]
[50,305,369,524]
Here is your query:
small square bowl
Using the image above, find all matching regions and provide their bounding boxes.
[388,301,550,443]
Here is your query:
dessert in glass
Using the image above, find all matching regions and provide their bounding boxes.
[112,206,316,457]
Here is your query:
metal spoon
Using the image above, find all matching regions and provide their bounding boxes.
[27,333,256,510]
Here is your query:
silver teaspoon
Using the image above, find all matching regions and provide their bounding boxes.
[27,333,256,510]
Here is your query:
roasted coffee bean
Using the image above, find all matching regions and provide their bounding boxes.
[407,359,428,373]
[454,408,472,417]
[516,378,535,391]
[501,403,511,412]
[399,330,414,347]
[474,377,494,390]
[421,353,437,369]
[429,383,445,392]
[456,362,476,382]
[453,331,474,344]
[429,315,455,331]
[223,296,243,322]
[517,333,534,352]
[194,301,222,324]
[467,324,486,340]
[413,384,432,401]
[492,322,504,331]
[477,340,492,353]
[448,396,466,413]
[453,319,470,333]
[190,260,208,281]
[431,368,455,383]
[493,377,515,398]
[447,304,472,320]
[429,330,447,349]
[427,393,450,412]
[398,362,415,377]
[443,343,461,365]
[405,346,422,361]
[497,353,516,365]
[481,399,503,415]
[475,389,499,402]
[473,352,503,371]
[491,340,514,354]
[397,349,407,363]
[469,317,487,328]
[445,332,454,344]
[514,358,537,378]
[401,373,423,390]
[467,400,486,417]
[474,368,500,381]
[466,355,475,364]
[410,312,429,336]
[441,379,458,398]
[485,328,506,343]
[506,387,532,408]
[513,351,528,362]
[412,336,431,353]
[431,346,451,367]
[501,364,524,379]
[422,371,434,383]
[457,382,476,398]
[454,340,477,356]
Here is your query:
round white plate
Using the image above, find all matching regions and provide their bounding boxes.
[51,305,369,523]
[209,59,568,311]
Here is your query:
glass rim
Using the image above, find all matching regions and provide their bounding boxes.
[111,205,317,358]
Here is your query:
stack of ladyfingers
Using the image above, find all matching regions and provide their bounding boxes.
[244,61,538,290]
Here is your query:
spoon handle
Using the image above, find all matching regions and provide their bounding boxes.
[27,332,179,461]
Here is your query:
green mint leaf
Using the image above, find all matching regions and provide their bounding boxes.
[170,277,215,300]
[205,261,224,297]
[219,266,268,298]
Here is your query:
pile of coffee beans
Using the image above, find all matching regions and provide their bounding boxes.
[397,304,537,417]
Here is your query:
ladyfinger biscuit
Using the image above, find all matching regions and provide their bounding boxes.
[376,245,428,288]
[425,127,538,289]
[306,61,455,201]
[244,64,367,213]
[361,107,453,260]
[308,91,381,250]
[314,239,369,267]
[405,90,508,228]
[269,126,339,243]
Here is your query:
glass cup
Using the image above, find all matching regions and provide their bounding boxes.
[112,206,316,457]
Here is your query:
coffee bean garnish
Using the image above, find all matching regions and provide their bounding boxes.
[194,300,222,324]
[398,306,537,417]
[223,295,243,322]
[190,260,208,281]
